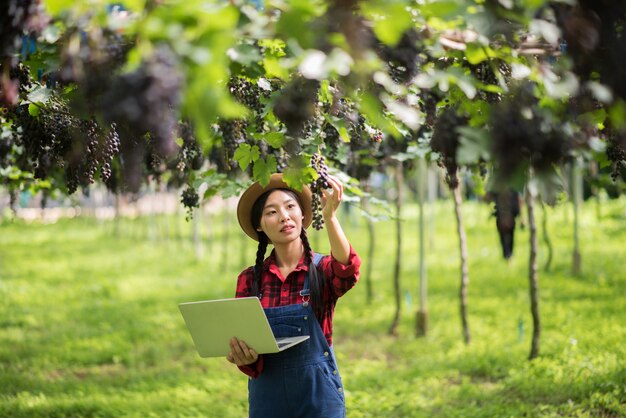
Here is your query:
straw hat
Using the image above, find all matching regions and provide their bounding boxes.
[237,173,313,241]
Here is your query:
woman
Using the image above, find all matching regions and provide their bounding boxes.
[228,173,361,418]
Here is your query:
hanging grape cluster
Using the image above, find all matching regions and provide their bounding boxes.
[490,86,571,182]
[215,118,247,172]
[321,98,383,181]
[310,153,330,230]
[58,27,131,114]
[273,76,320,142]
[180,186,200,220]
[374,28,424,84]
[177,121,204,172]
[228,76,270,129]
[430,107,468,189]
[3,97,120,194]
[102,44,182,159]
[606,131,626,181]
[468,61,509,103]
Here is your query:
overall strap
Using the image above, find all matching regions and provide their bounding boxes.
[301,252,324,297]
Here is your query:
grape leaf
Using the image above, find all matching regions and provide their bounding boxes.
[253,155,277,186]
[234,143,260,171]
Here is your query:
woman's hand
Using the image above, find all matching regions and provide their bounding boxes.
[226,337,258,366]
[321,176,343,221]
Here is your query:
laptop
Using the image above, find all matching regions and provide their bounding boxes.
[178,296,310,358]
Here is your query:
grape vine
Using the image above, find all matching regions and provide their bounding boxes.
[310,153,330,230]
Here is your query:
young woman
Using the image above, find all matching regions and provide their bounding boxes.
[228,173,361,418]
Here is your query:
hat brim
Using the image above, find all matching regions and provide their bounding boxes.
[237,173,313,241]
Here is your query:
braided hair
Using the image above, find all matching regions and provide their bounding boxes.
[249,189,325,320]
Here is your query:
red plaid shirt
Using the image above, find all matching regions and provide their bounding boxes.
[234,246,361,378]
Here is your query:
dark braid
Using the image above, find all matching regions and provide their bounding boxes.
[301,229,325,320]
[250,189,274,299]
[251,233,269,298]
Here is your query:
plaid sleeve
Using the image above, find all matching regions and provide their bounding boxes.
[237,356,264,378]
[321,245,361,298]
[235,267,254,298]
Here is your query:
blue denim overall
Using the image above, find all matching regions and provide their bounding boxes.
[248,255,346,418]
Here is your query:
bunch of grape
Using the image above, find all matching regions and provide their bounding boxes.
[468,61,506,103]
[430,107,468,189]
[63,119,120,194]
[273,76,320,139]
[309,153,330,230]
[101,44,182,159]
[326,99,383,181]
[4,96,120,193]
[229,77,264,114]
[180,186,200,220]
[177,120,204,172]
[322,122,341,159]
[490,87,570,182]
[606,134,626,181]
[217,118,247,170]
[58,28,131,115]
[374,28,424,84]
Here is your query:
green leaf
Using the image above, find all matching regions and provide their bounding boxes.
[253,155,277,186]
[275,0,323,49]
[283,157,316,191]
[359,92,402,138]
[465,43,495,65]
[43,0,76,15]
[365,3,413,46]
[326,116,351,142]
[28,104,40,117]
[262,57,289,80]
[233,143,260,171]
[608,101,626,130]
[418,0,464,20]
[220,179,247,199]
[262,132,286,149]
[577,108,607,128]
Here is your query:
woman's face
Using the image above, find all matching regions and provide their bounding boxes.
[257,190,304,244]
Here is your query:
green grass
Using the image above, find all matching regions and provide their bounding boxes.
[0,198,625,417]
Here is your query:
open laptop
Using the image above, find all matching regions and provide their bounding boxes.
[178,296,310,358]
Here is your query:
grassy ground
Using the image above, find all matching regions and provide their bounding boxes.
[0,197,625,417]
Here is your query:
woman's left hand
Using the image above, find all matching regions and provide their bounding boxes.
[321,176,343,220]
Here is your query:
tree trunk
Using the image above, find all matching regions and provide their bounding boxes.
[114,192,121,237]
[526,189,541,360]
[416,157,428,337]
[193,208,204,260]
[590,161,602,220]
[571,159,582,276]
[540,201,553,272]
[453,184,470,345]
[221,208,230,272]
[388,161,403,336]
[9,188,18,216]
[428,164,438,250]
[362,181,375,305]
